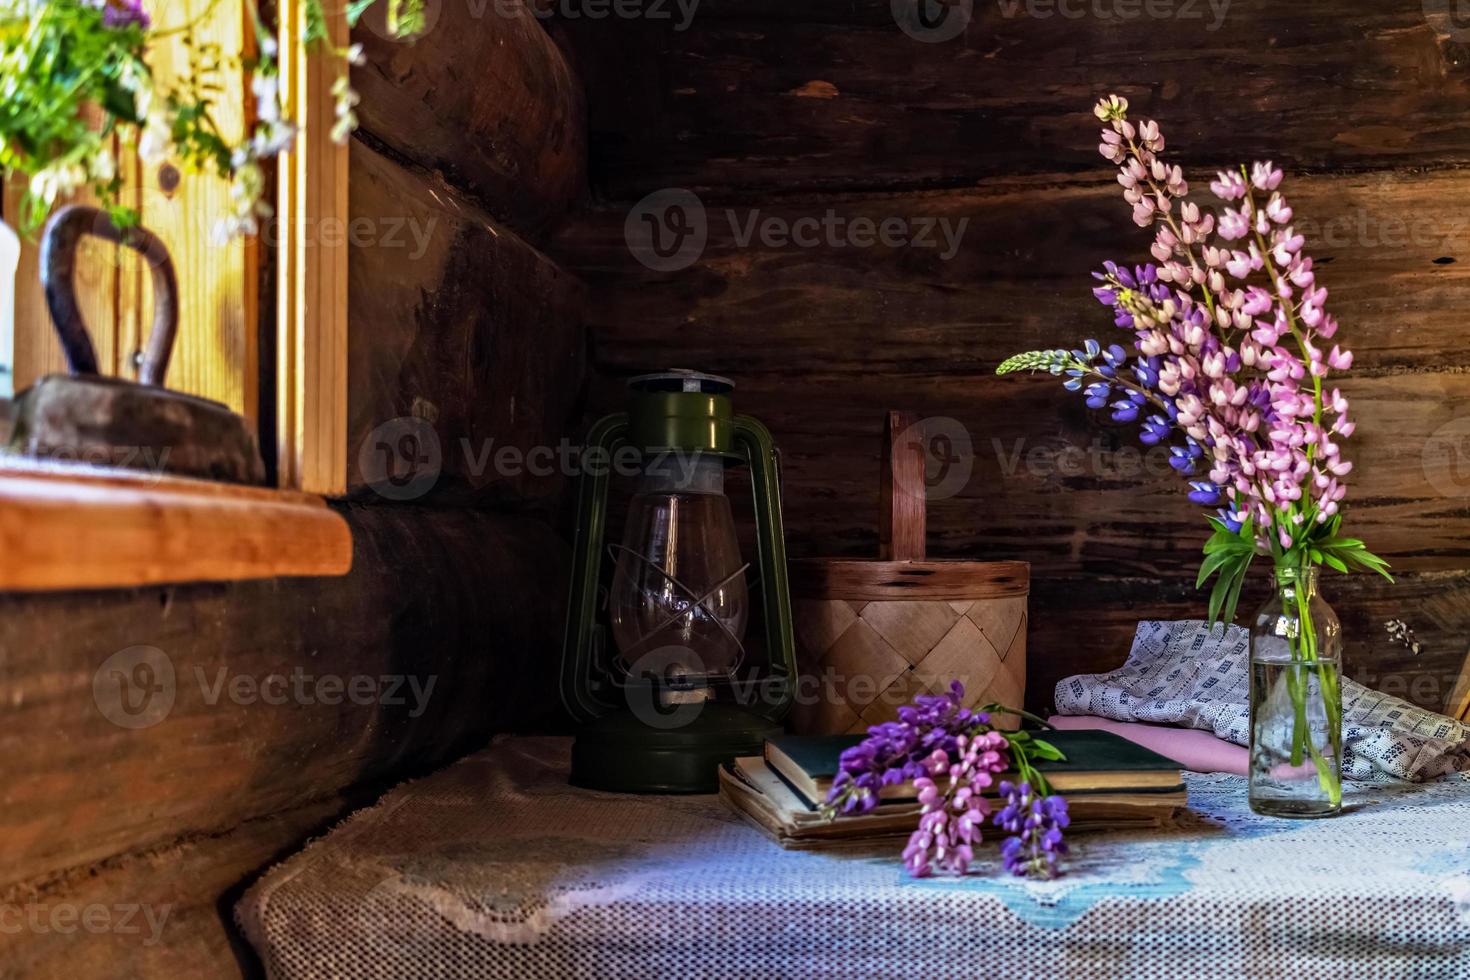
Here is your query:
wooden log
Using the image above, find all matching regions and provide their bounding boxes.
[570,0,1470,198]
[554,171,1470,378]
[687,369,1470,576]
[0,504,568,891]
[0,793,357,979]
[349,140,586,506]
[555,170,1470,580]
[351,0,586,239]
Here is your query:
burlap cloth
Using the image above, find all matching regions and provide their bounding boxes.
[238,736,1470,979]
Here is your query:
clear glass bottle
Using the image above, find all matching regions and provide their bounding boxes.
[1248,563,1343,818]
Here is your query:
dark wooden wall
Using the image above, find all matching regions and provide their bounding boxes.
[1,4,589,976]
[550,0,1470,715]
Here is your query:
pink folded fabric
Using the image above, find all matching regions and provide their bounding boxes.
[1046,714,1249,776]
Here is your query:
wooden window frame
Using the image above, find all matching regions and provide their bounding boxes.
[276,1,350,497]
[0,0,352,591]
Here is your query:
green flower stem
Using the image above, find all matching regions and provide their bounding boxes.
[1279,563,1342,808]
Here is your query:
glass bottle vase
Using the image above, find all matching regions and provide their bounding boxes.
[1248,563,1343,818]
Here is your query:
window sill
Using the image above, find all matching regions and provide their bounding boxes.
[0,458,352,591]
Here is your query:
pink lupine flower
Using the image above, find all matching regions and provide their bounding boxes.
[999,94,1389,620]
[1210,169,1247,200]
[1218,206,1250,241]
[1250,161,1284,190]
[1265,192,1293,224]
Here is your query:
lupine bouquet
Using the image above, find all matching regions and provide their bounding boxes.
[1000,95,1390,611]
[822,682,1071,879]
[997,95,1393,806]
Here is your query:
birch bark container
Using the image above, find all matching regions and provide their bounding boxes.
[787,411,1030,734]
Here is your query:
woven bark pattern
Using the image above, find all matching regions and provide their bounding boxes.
[789,596,1027,734]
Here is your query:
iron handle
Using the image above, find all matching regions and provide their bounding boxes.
[40,205,179,387]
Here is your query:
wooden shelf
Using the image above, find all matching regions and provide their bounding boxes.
[0,458,351,591]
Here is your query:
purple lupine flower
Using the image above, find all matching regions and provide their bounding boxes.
[1139,414,1171,445]
[824,682,1070,879]
[994,781,1070,879]
[1187,481,1221,505]
[901,732,1008,877]
[826,681,990,816]
[97,0,151,29]
[1081,98,1357,544]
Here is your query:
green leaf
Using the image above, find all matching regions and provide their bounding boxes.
[1207,561,1235,626]
[1221,555,1252,626]
[1027,738,1067,763]
[345,0,377,25]
[1196,548,1238,589]
[1204,552,1253,628]
[1322,553,1349,574]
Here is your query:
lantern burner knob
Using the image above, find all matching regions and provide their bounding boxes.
[628,369,734,395]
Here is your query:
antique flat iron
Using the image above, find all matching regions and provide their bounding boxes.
[7,205,266,484]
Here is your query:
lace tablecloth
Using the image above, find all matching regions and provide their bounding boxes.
[238,737,1470,979]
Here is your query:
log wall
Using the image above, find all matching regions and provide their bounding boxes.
[0,507,568,976]
[551,0,1470,715]
[1,3,589,975]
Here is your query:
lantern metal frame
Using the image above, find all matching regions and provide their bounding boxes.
[560,382,796,793]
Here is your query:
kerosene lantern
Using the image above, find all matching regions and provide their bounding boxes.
[561,370,796,793]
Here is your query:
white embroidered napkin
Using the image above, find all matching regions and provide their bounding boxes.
[1055,620,1470,781]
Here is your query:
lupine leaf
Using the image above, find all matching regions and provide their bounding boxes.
[1196,549,1238,589]
[1221,556,1252,626]
[1027,738,1066,762]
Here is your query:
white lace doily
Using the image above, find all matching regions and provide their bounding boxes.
[238,737,1470,979]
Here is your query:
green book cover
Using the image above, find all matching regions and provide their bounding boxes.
[765,728,1184,806]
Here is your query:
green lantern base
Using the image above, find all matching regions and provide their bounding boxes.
[569,702,783,794]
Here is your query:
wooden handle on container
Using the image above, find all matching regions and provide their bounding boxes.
[879,410,927,561]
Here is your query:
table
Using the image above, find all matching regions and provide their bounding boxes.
[238,737,1470,979]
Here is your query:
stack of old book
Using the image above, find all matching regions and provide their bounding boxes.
[720,729,1187,849]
